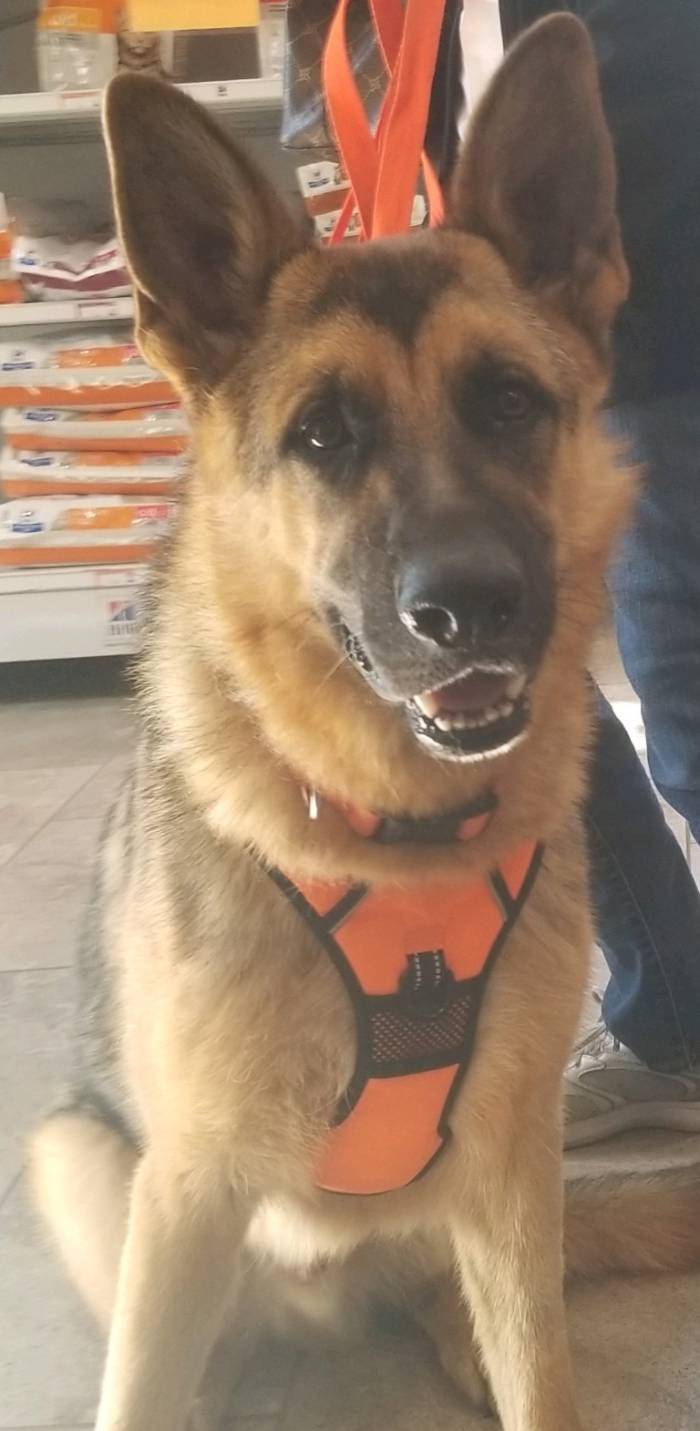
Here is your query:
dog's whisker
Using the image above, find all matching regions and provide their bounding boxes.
[310,648,352,698]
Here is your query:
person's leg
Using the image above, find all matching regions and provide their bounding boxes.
[565,390,700,1146]
[594,389,700,1065]
[588,690,700,1071]
[611,389,700,843]
[565,692,700,1148]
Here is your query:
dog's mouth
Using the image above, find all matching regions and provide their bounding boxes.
[406,668,530,761]
[341,624,531,763]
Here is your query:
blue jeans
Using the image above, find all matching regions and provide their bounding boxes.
[587,388,700,1070]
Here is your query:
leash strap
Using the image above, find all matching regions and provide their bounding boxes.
[322,0,447,243]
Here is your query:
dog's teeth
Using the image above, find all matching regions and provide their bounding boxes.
[505,673,526,701]
[414,691,440,719]
[414,675,525,735]
[413,691,521,739]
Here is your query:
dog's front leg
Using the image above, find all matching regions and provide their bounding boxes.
[451,1161,582,1431]
[95,1154,247,1431]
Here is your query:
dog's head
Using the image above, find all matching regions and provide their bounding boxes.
[105,17,629,792]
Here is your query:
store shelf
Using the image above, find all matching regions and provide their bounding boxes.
[0,296,134,328]
[0,561,146,660]
[0,77,283,142]
[0,73,285,665]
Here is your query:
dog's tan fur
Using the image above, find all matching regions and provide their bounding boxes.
[30,17,700,1431]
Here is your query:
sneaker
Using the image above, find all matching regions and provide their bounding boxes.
[563,1019,700,1149]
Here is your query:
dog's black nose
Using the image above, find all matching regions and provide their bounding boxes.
[397,541,525,651]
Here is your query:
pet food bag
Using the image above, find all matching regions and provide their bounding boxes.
[1,405,189,454]
[0,495,175,567]
[36,1,120,91]
[0,449,185,498]
[11,232,130,301]
[0,335,175,408]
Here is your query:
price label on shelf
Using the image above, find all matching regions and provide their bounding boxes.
[58,91,101,113]
[94,566,146,588]
[76,299,125,322]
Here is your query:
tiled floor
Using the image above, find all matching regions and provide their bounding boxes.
[2,647,699,1431]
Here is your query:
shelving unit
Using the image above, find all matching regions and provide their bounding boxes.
[0,561,147,660]
[0,296,134,328]
[0,77,283,142]
[1,75,294,661]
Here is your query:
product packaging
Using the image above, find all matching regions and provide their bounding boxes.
[1,449,185,498]
[0,195,23,305]
[1,405,189,453]
[296,161,427,243]
[258,3,287,79]
[0,335,175,407]
[36,1,120,92]
[11,232,130,301]
[0,495,175,567]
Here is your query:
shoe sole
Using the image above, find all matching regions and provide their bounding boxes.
[564,1101,700,1150]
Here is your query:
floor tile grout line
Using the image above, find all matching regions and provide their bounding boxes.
[0,1164,24,1214]
[0,964,73,978]
[0,762,112,871]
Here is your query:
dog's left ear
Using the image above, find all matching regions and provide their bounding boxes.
[451,14,628,343]
[104,74,303,393]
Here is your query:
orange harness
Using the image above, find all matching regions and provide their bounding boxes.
[268,796,543,1197]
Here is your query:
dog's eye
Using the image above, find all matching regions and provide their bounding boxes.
[487,380,535,426]
[298,404,353,454]
[457,360,554,442]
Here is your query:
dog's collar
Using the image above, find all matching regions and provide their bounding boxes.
[300,787,496,845]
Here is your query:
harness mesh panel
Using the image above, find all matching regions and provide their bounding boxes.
[369,985,475,1068]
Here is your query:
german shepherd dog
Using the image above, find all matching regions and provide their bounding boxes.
[30,16,700,1431]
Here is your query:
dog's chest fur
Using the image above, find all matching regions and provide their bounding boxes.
[92,750,357,1170]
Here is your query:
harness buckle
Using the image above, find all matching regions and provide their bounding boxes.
[398,950,456,1019]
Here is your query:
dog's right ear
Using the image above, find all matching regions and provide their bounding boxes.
[104,75,303,394]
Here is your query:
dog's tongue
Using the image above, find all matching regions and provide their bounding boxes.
[425,671,511,715]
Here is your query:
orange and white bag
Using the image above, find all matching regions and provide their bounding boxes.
[0,335,175,407]
[0,495,174,567]
[0,448,185,498]
[1,405,189,454]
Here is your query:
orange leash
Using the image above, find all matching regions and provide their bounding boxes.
[322,0,447,243]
